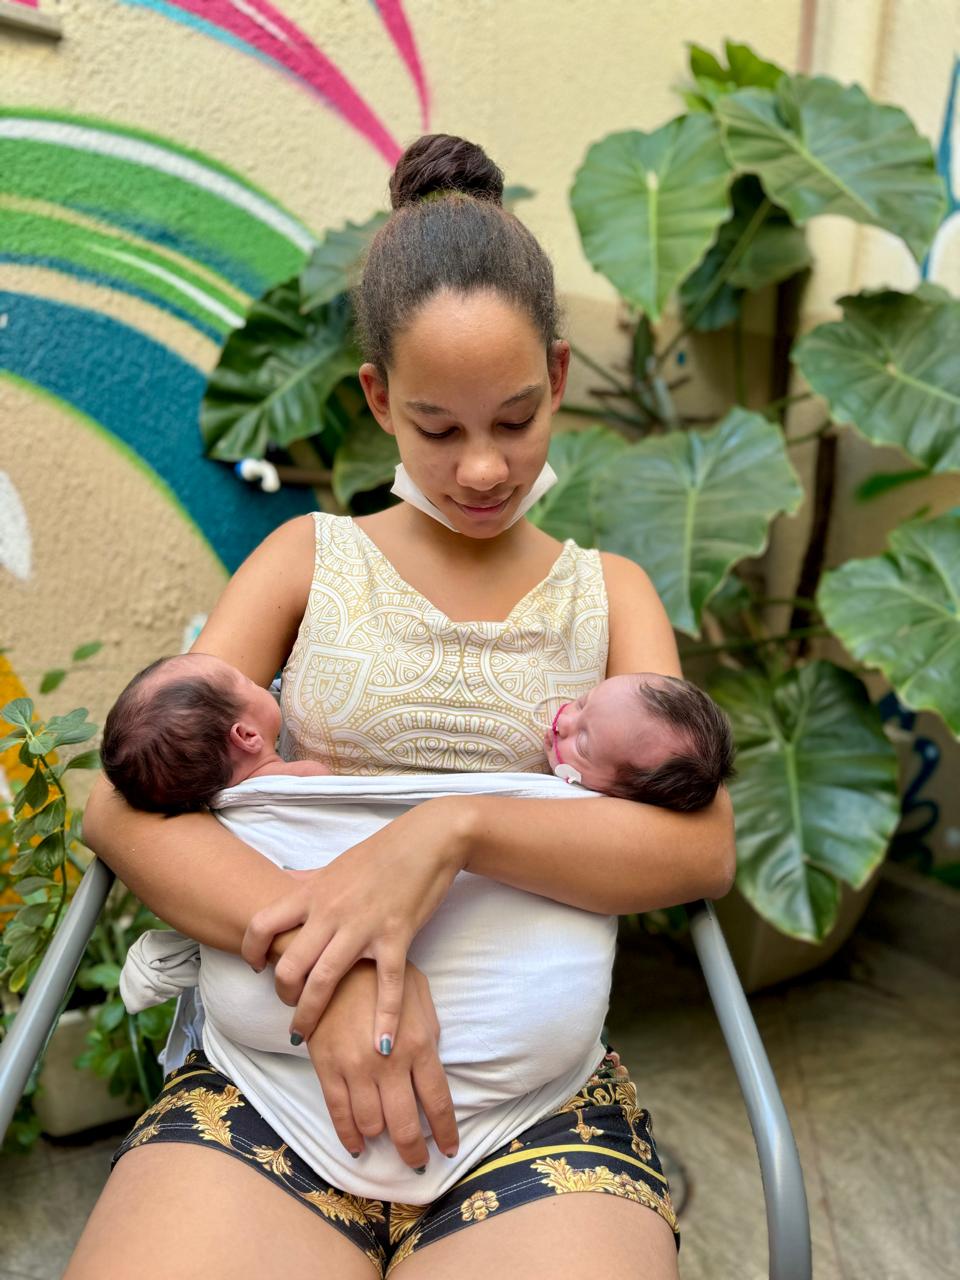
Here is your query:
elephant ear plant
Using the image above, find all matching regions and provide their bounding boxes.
[532,40,957,944]
[0,650,174,1153]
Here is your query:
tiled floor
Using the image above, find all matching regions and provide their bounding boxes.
[2,914,958,1278]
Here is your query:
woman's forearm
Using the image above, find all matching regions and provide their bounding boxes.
[454,788,736,914]
[83,774,294,955]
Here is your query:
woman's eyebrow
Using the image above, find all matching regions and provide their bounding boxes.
[405,384,544,416]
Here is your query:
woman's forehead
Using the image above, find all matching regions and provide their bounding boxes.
[391,290,547,385]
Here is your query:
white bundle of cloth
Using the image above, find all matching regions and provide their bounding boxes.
[119,771,616,1202]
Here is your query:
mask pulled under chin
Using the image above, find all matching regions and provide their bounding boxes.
[389,462,558,532]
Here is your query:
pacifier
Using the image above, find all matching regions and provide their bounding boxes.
[553,762,582,785]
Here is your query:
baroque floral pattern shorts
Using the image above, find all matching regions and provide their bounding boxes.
[111,1047,679,1276]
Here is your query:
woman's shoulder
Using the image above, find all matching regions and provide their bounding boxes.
[598,551,682,678]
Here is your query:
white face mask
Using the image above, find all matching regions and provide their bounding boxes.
[390,462,558,532]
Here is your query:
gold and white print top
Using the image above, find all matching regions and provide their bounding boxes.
[279,512,609,774]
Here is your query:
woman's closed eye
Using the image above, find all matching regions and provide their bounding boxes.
[415,416,535,440]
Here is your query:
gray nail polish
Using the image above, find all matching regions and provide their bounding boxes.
[414,1165,427,1175]
[379,1035,392,1056]
[290,1032,303,1046]
[351,1151,361,1159]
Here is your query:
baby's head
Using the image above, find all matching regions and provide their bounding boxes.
[101,652,281,814]
[544,673,735,811]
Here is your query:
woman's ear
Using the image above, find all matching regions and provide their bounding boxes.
[229,721,263,756]
[548,340,571,411]
[359,362,395,435]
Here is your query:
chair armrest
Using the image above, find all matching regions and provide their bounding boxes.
[688,899,812,1280]
[0,858,115,1142]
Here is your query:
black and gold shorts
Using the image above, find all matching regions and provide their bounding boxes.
[111,1048,679,1276]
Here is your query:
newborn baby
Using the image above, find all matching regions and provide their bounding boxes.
[101,652,330,815]
[544,673,734,811]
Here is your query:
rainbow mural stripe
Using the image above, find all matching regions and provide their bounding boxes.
[0,109,320,569]
[121,0,430,162]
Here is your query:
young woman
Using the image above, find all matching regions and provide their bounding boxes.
[70,134,734,1280]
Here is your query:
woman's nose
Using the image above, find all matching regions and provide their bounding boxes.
[456,446,509,491]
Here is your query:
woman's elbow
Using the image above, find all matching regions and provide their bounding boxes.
[703,789,737,901]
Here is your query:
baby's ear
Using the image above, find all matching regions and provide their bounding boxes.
[229,721,262,755]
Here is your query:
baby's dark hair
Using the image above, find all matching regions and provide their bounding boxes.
[100,655,242,816]
[355,133,559,375]
[608,676,736,811]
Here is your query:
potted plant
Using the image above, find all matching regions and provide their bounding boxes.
[528,40,956,986]
[0,649,174,1150]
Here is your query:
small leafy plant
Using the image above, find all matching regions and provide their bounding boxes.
[0,649,175,1151]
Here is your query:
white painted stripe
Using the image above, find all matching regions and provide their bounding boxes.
[90,245,247,328]
[0,118,316,253]
[0,471,31,581]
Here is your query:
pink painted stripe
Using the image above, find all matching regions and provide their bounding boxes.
[373,0,430,130]
[11,0,41,8]
[166,0,401,163]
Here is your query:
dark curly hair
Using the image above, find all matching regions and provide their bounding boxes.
[100,655,243,816]
[607,676,736,812]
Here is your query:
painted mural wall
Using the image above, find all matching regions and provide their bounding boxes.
[1,0,959,850]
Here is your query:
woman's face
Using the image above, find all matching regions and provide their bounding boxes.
[359,288,569,538]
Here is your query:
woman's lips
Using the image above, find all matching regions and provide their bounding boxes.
[452,494,512,518]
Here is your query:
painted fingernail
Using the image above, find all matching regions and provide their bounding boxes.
[379,1035,392,1056]
[250,964,264,974]
[445,1150,458,1159]
[414,1165,427,1175]
[290,1032,303,1046]
[350,1151,361,1159]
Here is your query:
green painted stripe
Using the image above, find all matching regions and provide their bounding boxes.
[0,139,304,287]
[0,106,315,232]
[0,207,236,333]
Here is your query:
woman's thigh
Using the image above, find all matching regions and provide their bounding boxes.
[63,1143,380,1280]
[392,1193,681,1280]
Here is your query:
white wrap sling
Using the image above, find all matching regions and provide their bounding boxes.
[126,773,615,1204]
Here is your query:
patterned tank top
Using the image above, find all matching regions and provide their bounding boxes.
[279,512,609,774]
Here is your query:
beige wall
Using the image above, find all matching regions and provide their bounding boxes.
[1,0,958,847]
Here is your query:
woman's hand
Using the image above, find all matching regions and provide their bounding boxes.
[306,959,458,1171]
[241,796,470,1054]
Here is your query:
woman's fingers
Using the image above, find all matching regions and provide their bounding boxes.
[372,941,408,1057]
[241,887,311,969]
[288,934,363,1039]
[347,1078,385,1141]
[378,1074,430,1171]
[412,1053,459,1159]
[318,1072,365,1158]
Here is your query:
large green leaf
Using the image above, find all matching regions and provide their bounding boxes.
[818,508,960,736]
[571,114,733,320]
[299,212,387,313]
[684,39,785,113]
[201,286,360,461]
[717,76,946,261]
[331,413,400,507]
[593,409,803,636]
[792,289,960,473]
[528,427,630,544]
[711,661,900,941]
[679,175,811,331]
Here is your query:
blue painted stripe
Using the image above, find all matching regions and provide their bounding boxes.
[120,1,297,84]
[0,291,315,572]
[0,253,228,341]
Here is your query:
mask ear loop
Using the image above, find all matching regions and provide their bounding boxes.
[553,763,582,785]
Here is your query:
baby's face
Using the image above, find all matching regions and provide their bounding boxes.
[544,674,672,794]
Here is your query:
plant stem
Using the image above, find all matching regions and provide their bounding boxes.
[560,403,651,430]
[569,342,638,400]
[684,626,829,656]
[127,1013,153,1104]
[787,418,832,446]
[789,433,839,653]
[759,391,812,419]
[658,198,773,367]
[733,310,747,405]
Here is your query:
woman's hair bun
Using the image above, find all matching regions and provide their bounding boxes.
[389,134,504,209]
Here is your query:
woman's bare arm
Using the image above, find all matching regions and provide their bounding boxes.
[82,514,318,953]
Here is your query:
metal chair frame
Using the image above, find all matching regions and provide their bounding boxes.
[0,860,812,1279]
